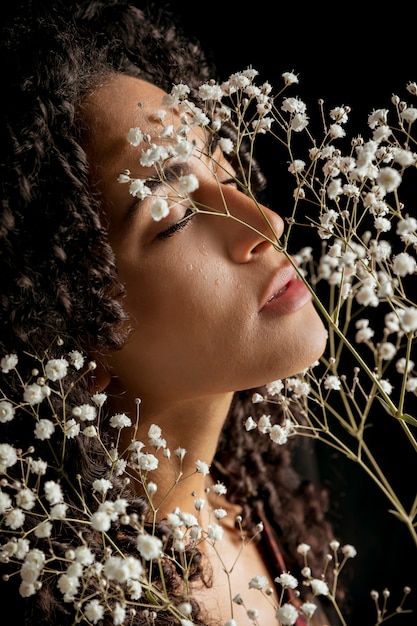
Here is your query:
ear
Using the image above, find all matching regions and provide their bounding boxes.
[89,358,112,393]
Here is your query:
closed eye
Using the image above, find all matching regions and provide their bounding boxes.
[157,208,196,240]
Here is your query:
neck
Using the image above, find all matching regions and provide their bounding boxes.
[107,380,234,519]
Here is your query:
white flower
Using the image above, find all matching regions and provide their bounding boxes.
[136,533,162,560]
[342,544,357,558]
[16,488,36,510]
[45,358,68,381]
[248,574,268,589]
[399,307,417,333]
[276,603,299,625]
[396,358,415,374]
[91,392,107,407]
[34,419,55,440]
[213,508,227,520]
[282,71,299,85]
[44,480,63,505]
[406,377,417,393]
[127,579,143,600]
[20,560,42,584]
[68,350,85,370]
[64,418,80,438]
[92,478,113,495]
[82,425,98,437]
[269,424,288,445]
[300,602,317,619]
[275,572,299,589]
[110,412,132,429]
[324,375,341,391]
[150,198,169,221]
[288,159,305,174]
[113,602,126,626]
[0,400,15,423]
[258,414,271,434]
[0,353,18,373]
[34,520,52,538]
[392,252,416,277]
[246,609,259,620]
[91,510,112,532]
[207,523,223,542]
[378,342,397,361]
[5,508,25,529]
[212,481,227,496]
[137,452,158,471]
[72,404,97,421]
[104,555,143,583]
[0,491,12,513]
[23,383,44,405]
[84,599,105,624]
[126,127,143,146]
[129,178,152,199]
[297,543,311,555]
[195,459,210,475]
[218,137,234,154]
[0,442,18,471]
[179,173,199,193]
[310,578,329,596]
[244,416,257,431]
[50,503,68,519]
[19,581,36,598]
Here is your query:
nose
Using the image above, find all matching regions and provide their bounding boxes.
[199,182,285,263]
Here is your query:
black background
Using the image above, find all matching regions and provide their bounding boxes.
[154,3,416,624]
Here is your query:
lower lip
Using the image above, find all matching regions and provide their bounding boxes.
[260,279,312,314]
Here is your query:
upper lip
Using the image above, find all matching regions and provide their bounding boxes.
[259,261,298,311]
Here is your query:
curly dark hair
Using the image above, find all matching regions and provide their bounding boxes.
[0,1,341,624]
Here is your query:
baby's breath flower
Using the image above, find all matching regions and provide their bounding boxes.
[110,413,132,429]
[150,198,169,222]
[310,578,330,596]
[275,572,299,589]
[23,383,44,405]
[244,416,257,431]
[248,574,268,589]
[45,358,68,381]
[72,404,97,421]
[136,533,162,560]
[246,608,259,620]
[0,353,18,373]
[297,543,311,556]
[84,598,105,624]
[342,544,357,558]
[195,460,210,475]
[276,603,299,625]
[212,481,227,496]
[34,419,55,440]
[207,523,223,542]
[300,602,317,619]
[282,70,299,85]
[126,127,144,146]
[68,350,85,370]
[91,510,112,532]
[0,400,15,423]
[92,478,113,495]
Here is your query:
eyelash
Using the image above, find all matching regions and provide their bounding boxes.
[156,178,237,240]
[157,208,195,240]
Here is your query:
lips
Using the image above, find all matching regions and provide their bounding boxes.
[259,262,312,313]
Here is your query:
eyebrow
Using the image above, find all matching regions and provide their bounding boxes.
[124,161,192,222]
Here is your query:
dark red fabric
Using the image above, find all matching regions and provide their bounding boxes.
[256,510,309,625]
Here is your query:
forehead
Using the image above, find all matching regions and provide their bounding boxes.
[81,75,171,163]
[81,73,207,181]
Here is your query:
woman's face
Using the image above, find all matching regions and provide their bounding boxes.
[83,74,327,404]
